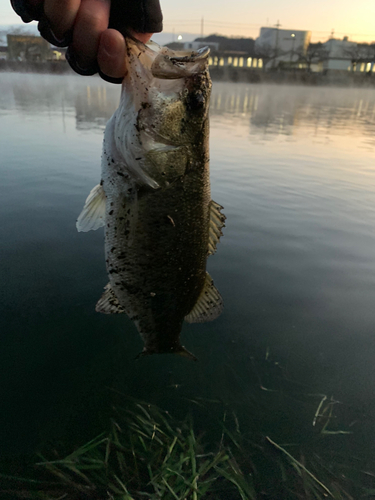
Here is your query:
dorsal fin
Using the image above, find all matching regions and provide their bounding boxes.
[96,283,125,314]
[185,272,223,323]
[76,183,106,232]
[208,200,226,256]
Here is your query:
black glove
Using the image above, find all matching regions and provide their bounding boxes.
[11,0,163,34]
[11,0,163,80]
[109,0,163,36]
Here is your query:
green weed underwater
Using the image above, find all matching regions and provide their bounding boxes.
[1,396,374,500]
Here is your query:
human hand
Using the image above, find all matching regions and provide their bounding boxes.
[11,0,163,83]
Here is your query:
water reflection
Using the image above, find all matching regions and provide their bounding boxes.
[2,73,375,146]
[0,73,119,130]
[210,83,375,143]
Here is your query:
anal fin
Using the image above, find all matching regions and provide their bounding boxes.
[96,283,125,314]
[185,273,223,323]
[208,200,226,256]
[76,183,106,232]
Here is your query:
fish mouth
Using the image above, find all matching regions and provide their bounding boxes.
[168,46,211,64]
[124,37,210,80]
[150,46,211,79]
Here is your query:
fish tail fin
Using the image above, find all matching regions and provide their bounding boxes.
[135,346,197,361]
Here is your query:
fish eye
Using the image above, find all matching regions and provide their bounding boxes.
[188,91,205,110]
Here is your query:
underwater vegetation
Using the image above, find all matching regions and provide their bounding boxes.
[2,391,375,500]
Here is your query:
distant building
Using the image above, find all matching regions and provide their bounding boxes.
[255,27,311,69]
[7,34,51,62]
[0,46,8,60]
[320,37,375,72]
[322,37,356,71]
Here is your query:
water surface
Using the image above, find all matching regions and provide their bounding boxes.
[1,74,375,478]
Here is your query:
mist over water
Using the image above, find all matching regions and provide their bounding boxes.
[1,73,375,475]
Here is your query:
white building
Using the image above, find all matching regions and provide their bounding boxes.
[255,27,311,69]
[320,37,375,72]
[322,37,356,71]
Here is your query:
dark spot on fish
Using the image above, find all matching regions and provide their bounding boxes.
[119,217,124,221]
[124,230,130,236]
[110,202,114,206]
[135,157,141,161]
[109,210,114,216]
[100,179,104,186]
[111,159,115,163]
[110,247,116,253]
[141,102,150,109]
[127,209,131,214]
[109,269,118,274]
[117,171,124,176]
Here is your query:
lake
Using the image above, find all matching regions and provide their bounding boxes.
[1,72,375,496]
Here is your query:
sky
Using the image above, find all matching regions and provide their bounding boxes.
[1,0,375,43]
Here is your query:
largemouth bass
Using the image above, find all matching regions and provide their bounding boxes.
[77,38,225,359]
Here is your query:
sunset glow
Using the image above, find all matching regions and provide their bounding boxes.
[1,0,375,43]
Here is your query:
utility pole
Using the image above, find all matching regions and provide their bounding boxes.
[273,20,281,68]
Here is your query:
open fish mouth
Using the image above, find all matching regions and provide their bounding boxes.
[150,45,211,79]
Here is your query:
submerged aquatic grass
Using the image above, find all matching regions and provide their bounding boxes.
[1,352,374,499]
[2,402,256,500]
[2,394,372,500]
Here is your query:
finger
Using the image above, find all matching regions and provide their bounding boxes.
[43,0,80,40]
[132,32,153,44]
[67,0,110,74]
[97,29,126,83]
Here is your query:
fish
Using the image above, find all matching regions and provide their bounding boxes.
[76,37,225,359]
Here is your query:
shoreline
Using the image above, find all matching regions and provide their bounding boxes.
[1,59,375,87]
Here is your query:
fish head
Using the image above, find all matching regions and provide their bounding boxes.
[121,39,212,147]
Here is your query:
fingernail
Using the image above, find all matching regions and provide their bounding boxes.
[38,16,73,47]
[11,0,43,22]
[66,47,99,76]
[98,69,124,84]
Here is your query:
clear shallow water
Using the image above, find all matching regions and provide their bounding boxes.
[1,73,375,475]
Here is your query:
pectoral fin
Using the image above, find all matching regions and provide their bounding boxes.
[76,184,106,232]
[96,283,125,314]
[185,273,223,323]
[208,200,226,256]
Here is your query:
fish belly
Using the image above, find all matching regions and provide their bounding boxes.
[104,167,210,344]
